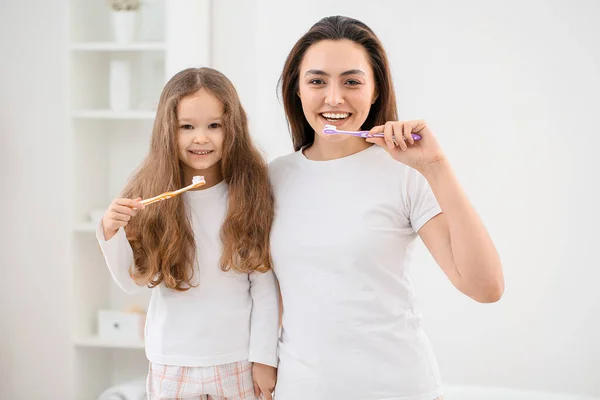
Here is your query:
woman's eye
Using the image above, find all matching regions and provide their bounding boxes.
[180,124,193,130]
[309,79,325,85]
[208,123,221,129]
[346,79,361,86]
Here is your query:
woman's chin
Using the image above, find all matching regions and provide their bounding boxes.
[316,132,354,144]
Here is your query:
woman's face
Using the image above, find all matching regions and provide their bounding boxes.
[298,39,378,142]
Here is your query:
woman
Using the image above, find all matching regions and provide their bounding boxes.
[269,16,504,400]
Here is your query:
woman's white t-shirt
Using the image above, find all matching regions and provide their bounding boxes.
[269,144,443,400]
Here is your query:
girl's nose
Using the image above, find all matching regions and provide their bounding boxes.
[192,131,210,144]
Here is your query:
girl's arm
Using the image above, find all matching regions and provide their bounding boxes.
[96,222,144,295]
[248,269,280,368]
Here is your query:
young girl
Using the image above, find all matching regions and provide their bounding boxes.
[270,16,504,399]
[97,67,279,400]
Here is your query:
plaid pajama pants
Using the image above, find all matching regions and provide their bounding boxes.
[147,360,443,400]
[147,360,258,400]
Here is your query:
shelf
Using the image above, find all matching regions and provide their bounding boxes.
[74,223,97,233]
[72,110,156,120]
[71,42,166,52]
[74,335,145,350]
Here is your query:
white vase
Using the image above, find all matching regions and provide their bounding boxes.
[109,60,131,111]
[111,11,137,43]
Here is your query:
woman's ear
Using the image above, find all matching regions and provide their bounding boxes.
[371,90,379,104]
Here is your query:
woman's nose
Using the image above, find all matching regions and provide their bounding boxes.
[325,83,344,106]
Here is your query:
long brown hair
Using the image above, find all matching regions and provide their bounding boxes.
[122,67,274,291]
[279,15,398,151]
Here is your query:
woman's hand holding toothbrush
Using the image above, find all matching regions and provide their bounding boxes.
[102,198,145,241]
[366,120,446,174]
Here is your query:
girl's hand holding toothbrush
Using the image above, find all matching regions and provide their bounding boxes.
[102,198,145,241]
[100,176,203,241]
[365,120,446,173]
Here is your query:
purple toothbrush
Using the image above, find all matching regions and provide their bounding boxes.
[323,124,421,141]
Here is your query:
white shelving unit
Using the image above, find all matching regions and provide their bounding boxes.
[68,1,165,399]
[68,1,212,398]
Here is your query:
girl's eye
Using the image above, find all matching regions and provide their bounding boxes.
[346,79,361,85]
[308,79,325,85]
[180,124,194,130]
[208,123,221,129]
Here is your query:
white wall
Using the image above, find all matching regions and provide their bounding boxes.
[0,0,74,399]
[212,0,600,397]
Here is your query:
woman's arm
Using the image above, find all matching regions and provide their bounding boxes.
[367,120,504,303]
[418,159,504,303]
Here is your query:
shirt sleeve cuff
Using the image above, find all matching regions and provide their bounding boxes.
[248,351,278,368]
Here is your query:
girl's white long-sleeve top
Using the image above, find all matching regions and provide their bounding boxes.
[96,181,280,367]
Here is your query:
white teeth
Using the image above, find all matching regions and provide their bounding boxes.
[191,150,212,155]
[321,112,349,119]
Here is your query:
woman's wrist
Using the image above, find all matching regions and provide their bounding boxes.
[417,156,451,179]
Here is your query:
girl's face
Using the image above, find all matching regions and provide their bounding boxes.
[177,89,225,183]
[298,39,378,143]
